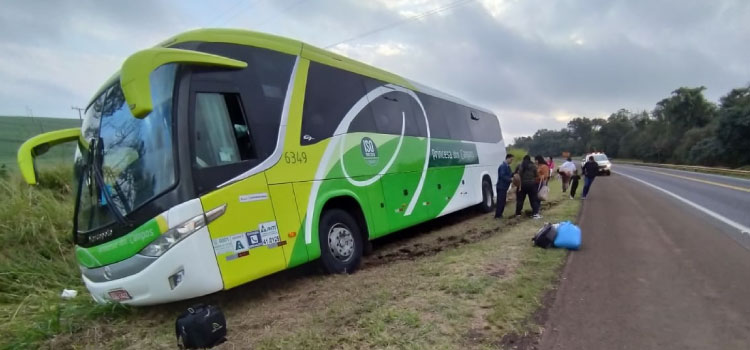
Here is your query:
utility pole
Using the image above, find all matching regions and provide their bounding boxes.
[26,105,44,133]
[71,106,85,121]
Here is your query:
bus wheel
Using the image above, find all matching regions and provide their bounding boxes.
[479,178,494,213]
[319,208,363,274]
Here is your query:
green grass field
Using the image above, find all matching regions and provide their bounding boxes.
[0,116,80,173]
[1,161,580,349]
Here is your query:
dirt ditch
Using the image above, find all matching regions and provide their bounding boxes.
[364,198,565,268]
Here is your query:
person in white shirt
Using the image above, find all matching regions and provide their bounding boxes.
[558,157,577,193]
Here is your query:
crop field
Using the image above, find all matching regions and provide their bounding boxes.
[0,116,80,173]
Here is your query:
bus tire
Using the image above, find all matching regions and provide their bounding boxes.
[318,208,364,274]
[479,178,494,213]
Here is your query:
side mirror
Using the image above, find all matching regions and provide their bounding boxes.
[17,128,81,185]
[120,47,247,118]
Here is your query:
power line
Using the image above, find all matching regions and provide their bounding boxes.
[71,106,85,121]
[210,0,264,27]
[323,0,476,49]
[217,0,307,28]
[26,106,44,134]
[253,0,308,30]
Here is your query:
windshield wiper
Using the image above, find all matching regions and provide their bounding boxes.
[89,137,132,228]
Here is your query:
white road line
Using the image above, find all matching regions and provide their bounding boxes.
[617,171,750,236]
[622,164,750,185]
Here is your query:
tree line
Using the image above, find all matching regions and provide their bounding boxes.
[512,85,750,168]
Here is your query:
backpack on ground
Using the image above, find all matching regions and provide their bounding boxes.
[532,223,557,248]
[554,221,581,250]
[176,304,227,349]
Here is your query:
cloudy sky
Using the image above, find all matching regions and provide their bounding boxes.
[1,0,748,141]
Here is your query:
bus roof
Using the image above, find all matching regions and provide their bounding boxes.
[90,28,495,116]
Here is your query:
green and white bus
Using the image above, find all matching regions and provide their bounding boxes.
[18,29,505,305]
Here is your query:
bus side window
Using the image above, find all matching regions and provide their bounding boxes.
[445,103,473,141]
[468,110,502,143]
[193,92,256,168]
[417,93,451,140]
[301,62,368,144]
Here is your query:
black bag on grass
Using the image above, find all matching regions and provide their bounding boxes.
[176,304,227,349]
[532,223,557,248]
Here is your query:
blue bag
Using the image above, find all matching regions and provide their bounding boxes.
[553,221,581,250]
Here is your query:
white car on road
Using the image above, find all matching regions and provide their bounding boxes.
[582,152,612,176]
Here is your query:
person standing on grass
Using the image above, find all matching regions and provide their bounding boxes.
[569,168,581,199]
[558,157,576,193]
[582,155,599,199]
[547,156,556,174]
[535,155,550,212]
[514,155,541,219]
[495,153,514,219]
[536,155,551,184]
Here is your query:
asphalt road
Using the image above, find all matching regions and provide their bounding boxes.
[539,165,750,350]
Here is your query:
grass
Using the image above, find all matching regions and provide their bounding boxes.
[1,164,580,349]
[0,116,80,171]
[505,146,528,159]
[0,166,135,350]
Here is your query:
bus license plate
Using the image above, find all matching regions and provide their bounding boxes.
[108,289,132,301]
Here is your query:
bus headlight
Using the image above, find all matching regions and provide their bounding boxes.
[139,214,206,257]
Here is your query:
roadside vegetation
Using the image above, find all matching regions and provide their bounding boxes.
[0,166,131,350]
[0,116,80,170]
[1,140,581,349]
[1,164,580,349]
[513,84,750,169]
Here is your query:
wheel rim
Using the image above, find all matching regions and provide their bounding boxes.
[327,223,355,263]
[484,184,492,207]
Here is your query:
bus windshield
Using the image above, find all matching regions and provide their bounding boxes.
[75,64,177,234]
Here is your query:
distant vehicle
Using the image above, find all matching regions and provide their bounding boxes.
[17,28,505,305]
[582,152,611,176]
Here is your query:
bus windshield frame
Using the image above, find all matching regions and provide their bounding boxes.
[74,64,178,236]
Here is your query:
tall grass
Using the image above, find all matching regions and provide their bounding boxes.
[0,166,130,350]
[506,146,529,159]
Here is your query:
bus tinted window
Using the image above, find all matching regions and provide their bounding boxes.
[468,110,502,143]
[348,104,377,134]
[186,42,295,158]
[302,62,368,144]
[445,103,473,141]
[416,92,451,139]
[369,91,404,135]
[404,96,428,137]
[363,80,425,137]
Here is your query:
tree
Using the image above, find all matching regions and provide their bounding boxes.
[566,118,593,155]
[716,85,750,167]
[653,86,717,161]
[594,109,633,158]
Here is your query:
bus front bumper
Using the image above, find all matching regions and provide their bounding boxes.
[81,226,223,306]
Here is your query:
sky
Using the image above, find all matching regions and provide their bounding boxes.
[0,0,748,141]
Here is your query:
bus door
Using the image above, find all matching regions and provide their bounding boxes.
[188,80,287,289]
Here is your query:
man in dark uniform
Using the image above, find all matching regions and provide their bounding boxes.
[582,155,599,199]
[495,153,514,219]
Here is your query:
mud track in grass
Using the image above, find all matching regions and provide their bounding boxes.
[365,197,565,268]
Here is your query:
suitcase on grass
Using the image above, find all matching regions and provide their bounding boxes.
[554,221,581,250]
[532,223,557,248]
[176,304,227,349]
